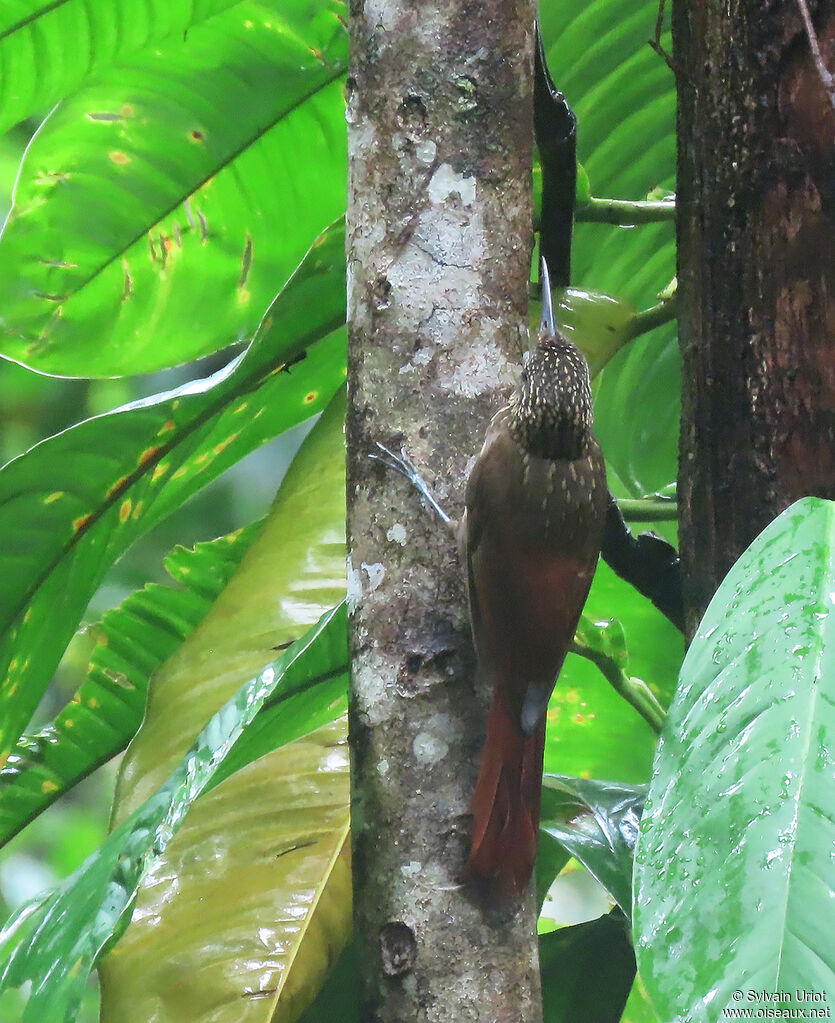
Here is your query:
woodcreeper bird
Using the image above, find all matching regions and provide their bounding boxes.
[463,259,608,894]
[374,259,608,895]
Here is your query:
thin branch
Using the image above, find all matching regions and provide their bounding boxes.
[569,639,666,734]
[648,0,677,74]
[624,295,677,341]
[602,494,684,632]
[575,197,676,224]
[618,498,678,522]
[796,0,835,112]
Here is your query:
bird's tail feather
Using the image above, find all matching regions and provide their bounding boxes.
[467,691,545,896]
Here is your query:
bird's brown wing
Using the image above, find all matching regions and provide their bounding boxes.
[464,416,600,731]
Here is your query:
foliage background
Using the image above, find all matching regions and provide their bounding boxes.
[0,2,831,1022]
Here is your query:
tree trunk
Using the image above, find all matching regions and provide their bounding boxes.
[345,0,542,1020]
[674,0,835,638]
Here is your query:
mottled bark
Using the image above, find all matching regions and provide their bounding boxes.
[674,1,835,638]
[345,0,541,1020]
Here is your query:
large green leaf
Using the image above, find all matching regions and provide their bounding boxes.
[0,603,346,1023]
[110,385,348,811]
[0,0,348,376]
[0,1,242,136]
[101,718,351,1023]
[540,0,677,494]
[541,775,645,918]
[634,498,835,1018]
[99,388,349,1022]
[541,912,636,1023]
[0,222,345,767]
[0,521,260,847]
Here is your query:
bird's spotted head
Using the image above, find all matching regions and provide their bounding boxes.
[509,328,595,461]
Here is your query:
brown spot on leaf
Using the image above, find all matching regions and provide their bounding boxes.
[190,129,205,142]
[109,151,130,165]
[119,500,132,523]
[107,474,131,498]
[239,234,253,288]
[139,445,163,467]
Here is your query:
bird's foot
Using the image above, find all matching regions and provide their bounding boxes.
[369,442,453,526]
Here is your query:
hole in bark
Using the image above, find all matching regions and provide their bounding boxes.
[405,653,422,674]
[372,276,392,309]
[380,921,417,977]
[397,94,427,130]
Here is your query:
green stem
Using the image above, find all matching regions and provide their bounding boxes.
[618,498,678,522]
[569,640,666,734]
[576,197,676,224]
[626,296,677,339]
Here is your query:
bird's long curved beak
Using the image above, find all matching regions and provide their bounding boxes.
[540,256,556,336]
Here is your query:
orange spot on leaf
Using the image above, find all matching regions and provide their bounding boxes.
[119,499,132,523]
[304,391,318,404]
[107,474,131,498]
[213,432,240,456]
[139,445,163,467]
[151,462,170,483]
[109,151,131,165]
[73,513,93,533]
[41,780,59,794]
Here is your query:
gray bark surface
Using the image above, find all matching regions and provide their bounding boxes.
[345,0,542,1019]
[674,1,835,637]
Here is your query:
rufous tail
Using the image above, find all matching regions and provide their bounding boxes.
[467,689,546,896]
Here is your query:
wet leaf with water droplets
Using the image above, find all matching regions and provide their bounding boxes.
[634,498,835,1018]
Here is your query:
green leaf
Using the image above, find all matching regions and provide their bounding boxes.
[535,832,573,915]
[541,774,645,919]
[0,603,347,1023]
[0,1,242,136]
[540,912,636,1023]
[540,0,678,494]
[0,221,345,764]
[100,718,351,1023]
[0,0,348,376]
[299,941,360,1023]
[98,388,349,1022]
[621,975,662,1023]
[634,498,835,1018]
[108,383,348,812]
[545,559,682,784]
[553,287,637,377]
[0,521,260,847]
